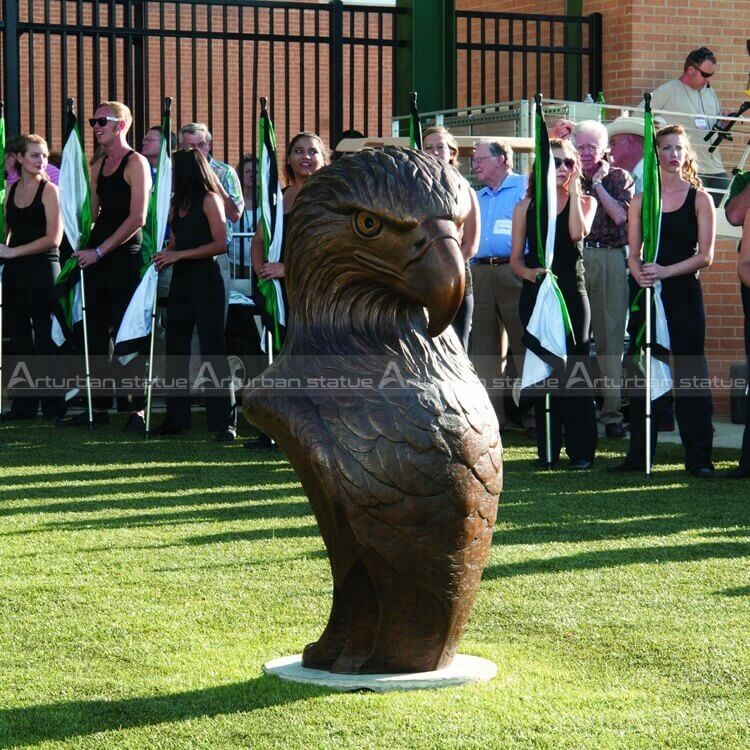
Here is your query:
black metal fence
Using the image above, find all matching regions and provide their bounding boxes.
[0,0,402,165]
[0,3,604,161]
[456,10,603,106]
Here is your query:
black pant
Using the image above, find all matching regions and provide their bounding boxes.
[85,248,146,412]
[521,276,598,464]
[2,256,65,418]
[739,283,750,470]
[451,293,473,351]
[626,277,713,470]
[164,259,235,432]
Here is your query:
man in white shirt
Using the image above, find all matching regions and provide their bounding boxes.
[640,46,729,203]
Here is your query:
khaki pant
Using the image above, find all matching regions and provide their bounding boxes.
[583,246,628,425]
[469,263,526,428]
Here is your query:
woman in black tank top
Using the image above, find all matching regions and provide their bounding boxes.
[727,207,750,477]
[618,125,716,476]
[152,147,236,440]
[510,139,599,469]
[0,134,64,420]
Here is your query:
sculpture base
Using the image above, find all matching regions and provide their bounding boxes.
[262,654,497,692]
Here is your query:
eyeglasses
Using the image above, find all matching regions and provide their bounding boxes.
[554,156,575,169]
[471,154,503,165]
[89,116,120,127]
[691,64,714,79]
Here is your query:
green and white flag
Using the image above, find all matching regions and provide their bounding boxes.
[254,97,285,352]
[631,95,671,400]
[519,94,574,392]
[115,99,172,364]
[52,102,92,346]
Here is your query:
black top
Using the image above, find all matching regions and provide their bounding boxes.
[6,179,57,261]
[524,199,585,294]
[658,187,699,269]
[520,199,589,348]
[89,150,142,251]
[171,192,214,253]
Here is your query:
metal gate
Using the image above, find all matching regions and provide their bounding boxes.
[456,9,603,106]
[0,0,403,165]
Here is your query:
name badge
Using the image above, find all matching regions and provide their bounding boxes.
[493,219,512,235]
[694,116,709,131]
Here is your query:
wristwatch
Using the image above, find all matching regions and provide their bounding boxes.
[592,179,603,188]
[94,247,103,260]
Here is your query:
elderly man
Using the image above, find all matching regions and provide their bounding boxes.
[574,120,635,438]
[607,116,646,193]
[469,138,531,433]
[178,123,244,315]
[642,46,729,203]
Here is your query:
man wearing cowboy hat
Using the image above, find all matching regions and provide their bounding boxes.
[607,116,646,193]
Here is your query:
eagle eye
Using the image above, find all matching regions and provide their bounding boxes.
[354,212,382,239]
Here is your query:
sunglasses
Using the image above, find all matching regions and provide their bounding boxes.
[88,116,120,127]
[691,64,714,79]
[554,156,575,169]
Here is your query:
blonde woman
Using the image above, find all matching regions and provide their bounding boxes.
[615,125,716,477]
[0,135,64,419]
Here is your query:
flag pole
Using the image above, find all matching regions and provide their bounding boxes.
[66,97,95,431]
[644,92,654,475]
[145,96,173,439]
[78,267,94,431]
[535,93,553,468]
[408,91,423,149]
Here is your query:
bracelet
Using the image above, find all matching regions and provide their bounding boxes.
[94,247,103,260]
[592,179,603,188]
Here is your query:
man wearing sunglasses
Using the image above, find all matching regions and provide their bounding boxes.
[641,46,729,204]
[63,100,152,430]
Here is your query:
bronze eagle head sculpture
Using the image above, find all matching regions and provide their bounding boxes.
[244,147,502,674]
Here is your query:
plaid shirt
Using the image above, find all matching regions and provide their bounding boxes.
[209,156,244,243]
[582,167,634,248]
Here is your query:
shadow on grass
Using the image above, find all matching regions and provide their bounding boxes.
[484,540,750,579]
[16,500,314,535]
[715,586,750,597]
[0,675,325,748]
[183,524,321,545]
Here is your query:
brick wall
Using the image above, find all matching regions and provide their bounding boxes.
[459,0,749,414]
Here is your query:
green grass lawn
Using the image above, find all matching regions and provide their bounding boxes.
[0,416,748,749]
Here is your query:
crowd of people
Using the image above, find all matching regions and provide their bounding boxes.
[1,44,749,478]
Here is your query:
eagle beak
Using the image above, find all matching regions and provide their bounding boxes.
[403,219,465,337]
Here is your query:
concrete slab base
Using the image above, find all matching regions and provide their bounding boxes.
[262,653,497,692]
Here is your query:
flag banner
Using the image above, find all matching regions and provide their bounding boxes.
[409,91,423,149]
[51,256,83,346]
[114,100,173,364]
[52,104,91,347]
[630,100,672,400]
[254,98,285,352]
[519,95,574,393]
[113,265,159,364]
